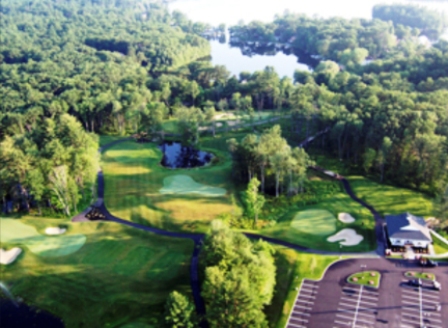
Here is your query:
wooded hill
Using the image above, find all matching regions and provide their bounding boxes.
[1,1,447,216]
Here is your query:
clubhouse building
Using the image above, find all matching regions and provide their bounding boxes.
[385,213,432,251]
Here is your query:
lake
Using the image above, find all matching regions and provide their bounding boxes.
[169,0,448,78]
[159,141,214,168]
[0,299,64,328]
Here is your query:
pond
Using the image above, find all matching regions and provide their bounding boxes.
[170,0,448,78]
[0,299,64,328]
[158,141,213,169]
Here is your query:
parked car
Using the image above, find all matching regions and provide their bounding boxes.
[408,278,422,287]
[419,258,438,267]
[433,281,441,291]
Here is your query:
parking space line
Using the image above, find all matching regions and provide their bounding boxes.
[336,313,354,320]
[351,285,363,328]
[422,293,440,300]
[403,309,418,315]
[290,317,308,323]
[293,304,311,310]
[299,294,316,299]
[287,322,306,328]
[360,295,378,301]
[355,312,375,320]
[401,318,418,325]
[341,297,357,302]
[335,320,351,326]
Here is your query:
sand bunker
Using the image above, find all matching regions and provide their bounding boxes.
[45,227,67,235]
[338,213,355,224]
[160,175,226,197]
[327,229,364,246]
[1,219,86,257]
[0,248,22,265]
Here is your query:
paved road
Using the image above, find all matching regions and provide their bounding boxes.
[286,258,448,328]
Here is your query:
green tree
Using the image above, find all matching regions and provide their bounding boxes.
[164,291,196,328]
[244,177,265,224]
[201,221,276,328]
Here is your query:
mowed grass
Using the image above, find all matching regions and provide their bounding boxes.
[102,137,239,232]
[290,209,337,236]
[160,175,227,197]
[0,216,194,328]
[258,192,376,252]
[1,218,86,257]
[347,176,434,218]
[266,249,338,328]
[432,233,448,255]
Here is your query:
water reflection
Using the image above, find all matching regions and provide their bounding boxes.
[0,299,64,328]
[159,141,213,169]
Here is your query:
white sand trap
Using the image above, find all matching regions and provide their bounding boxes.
[338,213,355,224]
[0,248,22,265]
[327,229,364,246]
[45,227,67,235]
[160,175,226,197]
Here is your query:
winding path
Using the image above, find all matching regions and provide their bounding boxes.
[74,130,385,320]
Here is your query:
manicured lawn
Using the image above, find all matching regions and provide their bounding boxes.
[265,249,338,328]
[99,135,127,147]
[101,137,239,233]
[290,209,337,236]
[347,271,381,288]
[432,233,448,255]
[160,175,227,197]
[405,271,435,281]
[257,191,376,252]
[346,176,434,218]
[0,216,194,328]
[308,150,435,219]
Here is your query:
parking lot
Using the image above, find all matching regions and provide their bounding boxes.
[285,258,448,328]
[400,280,443,328]
[286,280,319,328]
[333,285,379,327]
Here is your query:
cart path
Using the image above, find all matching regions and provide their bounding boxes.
[75,130,385,318]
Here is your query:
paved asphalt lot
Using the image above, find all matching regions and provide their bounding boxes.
[286,258,448,328]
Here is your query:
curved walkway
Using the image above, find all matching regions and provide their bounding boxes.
[73,131,385,319]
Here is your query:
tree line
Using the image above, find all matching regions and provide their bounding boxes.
[164,220,276,327]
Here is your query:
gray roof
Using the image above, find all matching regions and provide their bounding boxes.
[386,213,432,241]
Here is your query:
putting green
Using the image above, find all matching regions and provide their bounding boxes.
[290,209,337,236]
[0,219,86,257]
[159,175,226,197]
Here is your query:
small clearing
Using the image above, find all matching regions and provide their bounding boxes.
[327,228,364,246]
[338,213,355,223]
[45,227,67,235]
[0,247,22,265]
[159,175,226,197]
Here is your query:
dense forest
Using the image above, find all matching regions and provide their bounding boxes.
[1,0,447,215]
[373,3,448,40]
